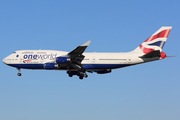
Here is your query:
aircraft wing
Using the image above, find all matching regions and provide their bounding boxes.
[68,41,91,58]
[65,41,91,71]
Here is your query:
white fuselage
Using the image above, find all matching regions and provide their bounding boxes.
[2,26,171,79]
[3,50,159,70]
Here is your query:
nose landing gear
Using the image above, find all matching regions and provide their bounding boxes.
[17,68,22,76]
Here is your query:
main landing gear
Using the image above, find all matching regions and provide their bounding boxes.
[79,72,88,80]
[67,70,88,80]
[17,68,22,76]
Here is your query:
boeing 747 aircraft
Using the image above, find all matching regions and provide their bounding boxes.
[3,26,172,79]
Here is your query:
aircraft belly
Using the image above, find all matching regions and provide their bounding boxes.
[7,63,131,71]
[7,63,44,69]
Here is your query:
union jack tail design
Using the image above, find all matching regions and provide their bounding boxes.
[132,26,172,54]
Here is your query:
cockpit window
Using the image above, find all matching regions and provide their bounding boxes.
[13,52,16,53]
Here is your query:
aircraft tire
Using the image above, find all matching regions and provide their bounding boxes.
[17,73,21,76]
[84,74,88,78]
[79,76,83,80]
[69,74,73,77]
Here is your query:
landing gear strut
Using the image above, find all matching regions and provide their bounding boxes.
[67,71,73,77]
[17,68,22,76]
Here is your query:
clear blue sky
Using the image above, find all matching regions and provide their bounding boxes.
[0,0,180,120]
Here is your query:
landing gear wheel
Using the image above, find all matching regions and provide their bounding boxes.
[79,76,83,80]
[17,73,21,76]
[69,74,73,77]
[17,68,21,76]
[67,70,73,77]
[84,74,88,78]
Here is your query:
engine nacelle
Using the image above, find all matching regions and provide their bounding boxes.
[44,63,60,69]
[44,63,55,69]
[56,57,71,64]
[160,52,166,59]
[97,69,112,74]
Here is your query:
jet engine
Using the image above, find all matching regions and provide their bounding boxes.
[44,63,60,69]
[56,57,71,64]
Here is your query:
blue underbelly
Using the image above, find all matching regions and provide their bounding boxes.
[7,63,130,70]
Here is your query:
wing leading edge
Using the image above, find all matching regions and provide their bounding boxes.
[69,41,91,57]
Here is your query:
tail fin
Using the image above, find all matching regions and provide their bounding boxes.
[132,26,172,53]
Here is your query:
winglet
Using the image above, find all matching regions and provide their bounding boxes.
[81,41,91,46]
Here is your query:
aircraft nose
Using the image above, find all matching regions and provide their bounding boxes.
[2,58,7,64]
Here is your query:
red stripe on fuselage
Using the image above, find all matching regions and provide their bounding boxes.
[23,60,31,62]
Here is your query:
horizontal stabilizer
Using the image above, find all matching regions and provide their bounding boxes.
[139,50,160,58]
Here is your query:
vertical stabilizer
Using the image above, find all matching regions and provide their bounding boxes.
[132,26,172,54]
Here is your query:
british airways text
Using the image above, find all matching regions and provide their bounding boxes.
[23,53,57,60]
